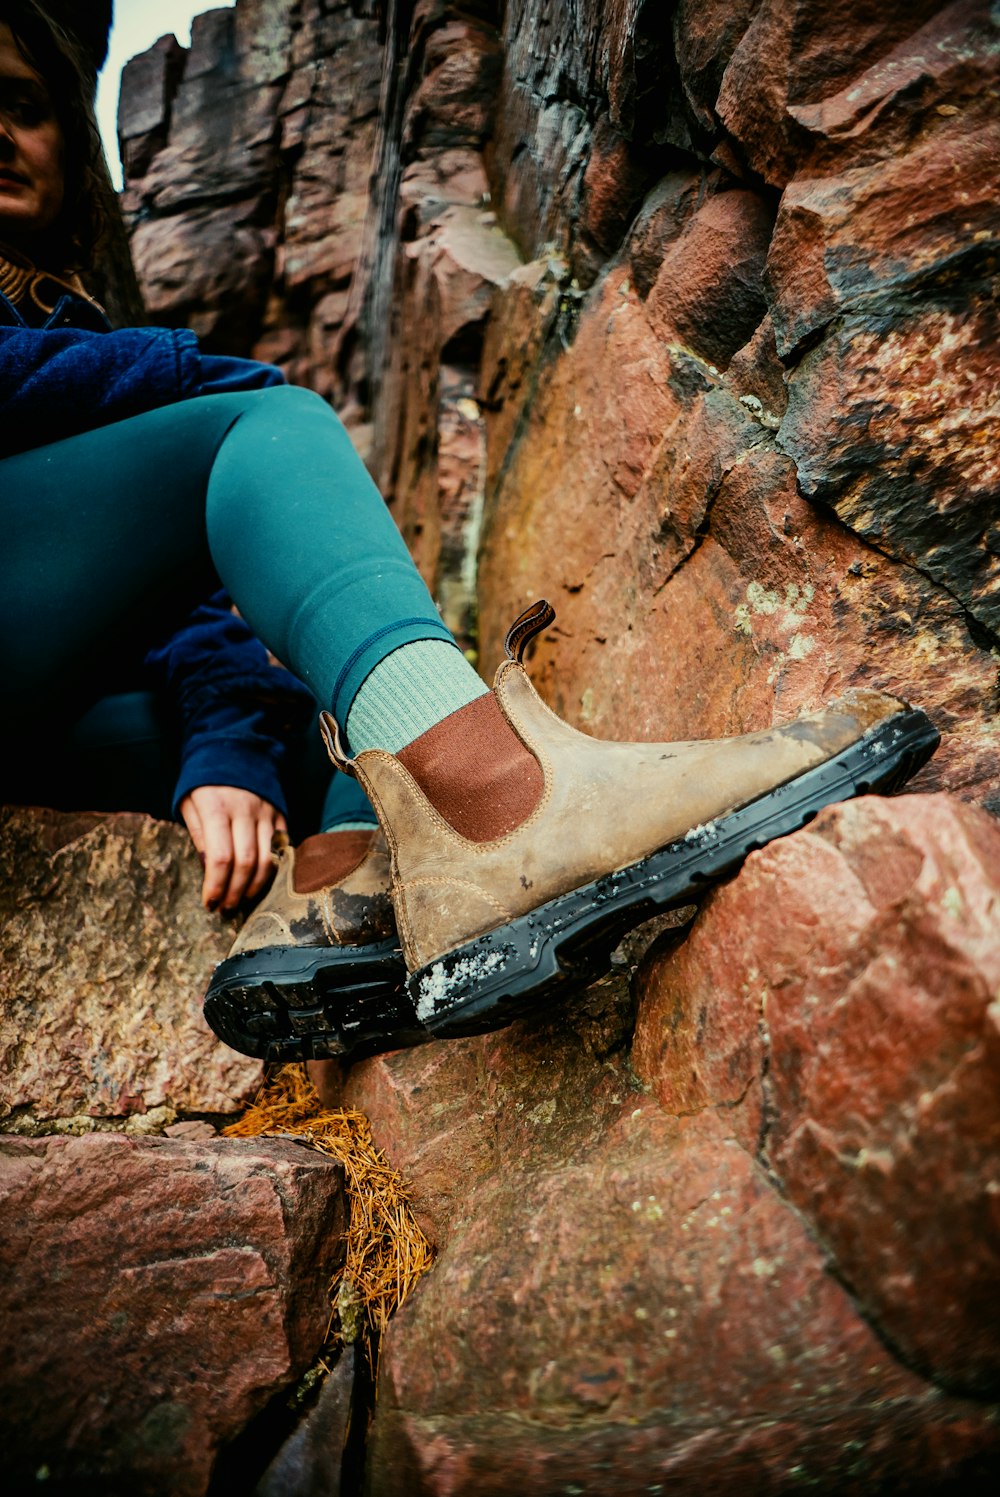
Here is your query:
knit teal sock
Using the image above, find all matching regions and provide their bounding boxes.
[345,639,489,755]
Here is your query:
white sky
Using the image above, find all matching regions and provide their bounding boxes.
[95,0,235,187]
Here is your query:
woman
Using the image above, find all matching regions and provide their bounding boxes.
[0,2,376,914]
[0,1,938,1064]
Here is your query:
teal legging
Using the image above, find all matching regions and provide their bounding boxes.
[0,384,452,719]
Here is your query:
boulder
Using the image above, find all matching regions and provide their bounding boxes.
[645,187,774,368]
[633,792,1000,1399]
[0,806,260,1127]
[335,794,1000,1490]
[715,0,948,186]
[672,0,761,137]
[0,1133,346,1496]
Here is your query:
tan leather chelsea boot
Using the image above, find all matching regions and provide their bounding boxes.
[203,828,414,1062]
[321,601,940,1045]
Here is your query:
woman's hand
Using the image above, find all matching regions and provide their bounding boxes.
[179,785,287,912]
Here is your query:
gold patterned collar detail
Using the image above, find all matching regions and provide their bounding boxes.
[0,243,98,316]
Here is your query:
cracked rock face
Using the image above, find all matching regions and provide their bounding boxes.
[0,807,260,1127]
[120,2,999,775]
[0,1134,345,1496]
[105,0,1000,1489]
[474,0,999,808]
[331,794,1000,1493]
[633,793,1000,1401]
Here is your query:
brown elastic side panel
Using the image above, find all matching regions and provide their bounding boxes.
[397,692,543,842]
[293,830,376,893]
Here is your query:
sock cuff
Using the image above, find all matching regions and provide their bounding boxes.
[346,639,489,755]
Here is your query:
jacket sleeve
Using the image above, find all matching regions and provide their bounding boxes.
[192,353,286,396]
[0,325,286,458]
[143,590,315,819]
[0,321,203,456]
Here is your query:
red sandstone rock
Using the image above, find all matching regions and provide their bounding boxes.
[373,190,520,642]
[341,982,999,1494]
[366,1408,998,1497]
[778,287,1000,640]
[0,806,260,1125]
[633,792,1000,1399]
[646,187,773,368]
[673,0,761,135]
[768,120,998,356]
[725,313,787,422]
[789,0,999,170]
[478,254,564,504]
[626,170,707,298]
[716,0,947,186]
[578,113,650,268]
[118,33,185,179]
[122,0,383,382]
[477,258,998,806]
[0,1133,345,1496]
[404,13,500,152]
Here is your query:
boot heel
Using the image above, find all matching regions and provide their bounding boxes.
[204,941,413,1061]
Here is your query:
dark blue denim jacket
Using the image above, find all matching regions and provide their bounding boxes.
[1,284,314,816]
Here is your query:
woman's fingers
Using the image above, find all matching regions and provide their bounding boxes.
[224,806,262,910]
[247,809,278,902]
[179,786,283,911]
[200,799,237,910]
[179,793,204,852]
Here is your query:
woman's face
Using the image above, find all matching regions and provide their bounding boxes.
[0,22,65,252]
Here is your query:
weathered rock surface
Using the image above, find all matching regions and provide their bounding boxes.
[634,792,1000,1401]
[714,0,950,186]
[255,1344,359,1497]
[120,2,1000,771]
[120,0,383,420]
[0,1133,345,1496]
[336,792,1000,1490]
[0,806,260,1126]
[364,5,518,648]
[95,0,1000,1488]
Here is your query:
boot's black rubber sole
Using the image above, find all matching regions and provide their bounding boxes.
[409,706,940,1041]
[204,706,938,1062]
[203,940,414,1062]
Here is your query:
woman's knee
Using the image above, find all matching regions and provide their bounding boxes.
[234,382,332,423]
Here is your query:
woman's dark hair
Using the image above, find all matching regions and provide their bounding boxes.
[1,1,109,270]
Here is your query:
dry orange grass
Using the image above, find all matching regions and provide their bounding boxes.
[223,1065,434,1341]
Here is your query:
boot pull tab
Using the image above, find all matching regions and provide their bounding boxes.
[504,599,556,663]
[319,710,353,770]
